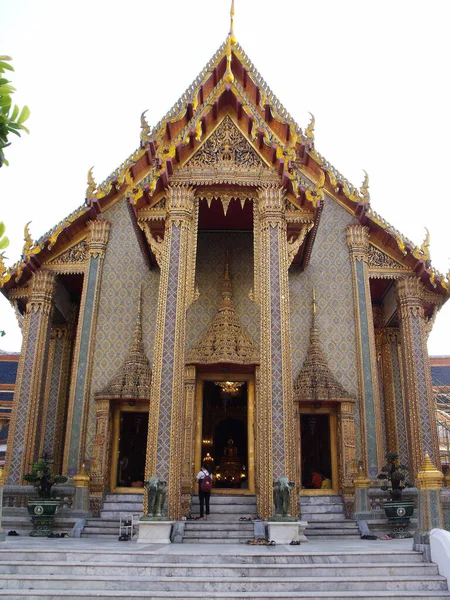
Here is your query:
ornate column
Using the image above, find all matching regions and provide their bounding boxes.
[339,401,357,493]
[63,220,110,476]
[90,397,111,491]
[181,365,196,516]
[256,186,297,519]
[5,270,56,483]
[346,225,384,477]
[396,277,440,475]
[145,185,195,520]
[413,453,444,558]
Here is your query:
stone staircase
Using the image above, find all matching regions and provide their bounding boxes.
[183,494,257,544]
[0,543,448,599]
[81,493,144,539]
[301,494,360,539]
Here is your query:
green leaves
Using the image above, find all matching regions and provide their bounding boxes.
[0,221,9,250]
[0,56,30,167]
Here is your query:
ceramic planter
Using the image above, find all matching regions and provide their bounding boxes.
[27,498,60,537]
[383,501,414,538]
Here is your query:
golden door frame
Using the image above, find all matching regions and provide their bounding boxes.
[194,372,256,495]
[298,405,339,496]
[110,400,148,494]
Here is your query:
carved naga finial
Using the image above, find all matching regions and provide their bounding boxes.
[305,112,315,144]
[140,110,151,143]
[360,170,370,205]
[86,167,97,202]
[23,222,34,259]
[420,228,431,262]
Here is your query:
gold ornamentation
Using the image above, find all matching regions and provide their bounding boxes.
[215,381,245,395]
[416,453,443,490]
[293,290,354,403]
[287,223,314,267]
[360,170,370,205]
[87,220,111,259]
[73,463,90,489]
[367,244,405,270]
[139,223,164,267]
[187,259,259,365]
[229,0,237,46]
[305,169,325,208]
[346,225,370,261]
[0,252,10,287]
[48,240,88,265]
[304,112,315,144]
[140,110,151,143]
[412,228,431,263]
[96,289,152,400]
[86,167,97,202]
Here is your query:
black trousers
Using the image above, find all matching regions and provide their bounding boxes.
[198,485,210,517]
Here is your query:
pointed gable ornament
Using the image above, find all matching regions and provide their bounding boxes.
[95,289,152,399]
[293,288,353,402]
[187,259,259,365]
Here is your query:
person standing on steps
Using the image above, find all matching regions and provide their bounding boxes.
[196,462,212,520]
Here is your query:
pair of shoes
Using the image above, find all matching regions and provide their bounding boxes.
[289,540,301,545]
[361,534,378,540]
[118,534,130,541]
[380,535,392,540]
[48,533,60,538]
[268,540,276,546]
[7,531,19,536]
[195,517,204,520]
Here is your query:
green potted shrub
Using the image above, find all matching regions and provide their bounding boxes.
[23,455,68,537]
[377,451,414,538]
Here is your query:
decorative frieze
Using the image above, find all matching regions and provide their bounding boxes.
[367,244,405,270]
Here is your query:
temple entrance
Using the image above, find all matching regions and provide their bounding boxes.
[195,373,255,494]
[110,406,148,492]
[299,408,338,494]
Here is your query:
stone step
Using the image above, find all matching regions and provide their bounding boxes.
[305,521,358,530]
[0,561,439,578]
[183,529,253,539]
[104,494,144,503]
[0,593,448,600]
[301,505,345,514]
[0,550,428,565]
[191,495,257,505]
[303,513,347,522]
[0,574,447,593]
[99,511,143,519]
[102,502,143,511]
[300,496,344,505]
[184,523,254,532]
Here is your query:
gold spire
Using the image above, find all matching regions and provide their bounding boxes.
[229,0,237,45]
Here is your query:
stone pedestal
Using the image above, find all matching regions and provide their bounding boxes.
[413,453,444,559]
[136,519,174,544]
[266,520,308,543]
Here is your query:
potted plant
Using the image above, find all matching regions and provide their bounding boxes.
[23,455,68,537]
[377,452,414,538]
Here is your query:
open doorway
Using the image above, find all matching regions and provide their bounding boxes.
[195,374,255,494]
[111,407,148,491]
[300,412,334,491]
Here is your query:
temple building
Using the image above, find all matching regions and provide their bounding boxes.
[1,16,449,521]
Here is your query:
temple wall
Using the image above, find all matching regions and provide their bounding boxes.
[289,197,362,454]
[187,231,258,350]
[85,199,159,461]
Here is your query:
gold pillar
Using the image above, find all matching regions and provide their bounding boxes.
[63,219,110,476]
[339,401,357,493]
[396,278,440,476]
[346,225,384,477]
[145,185,195,519]
[181,365,196,516]
[90,397,112,491]
[5,270,56,483]
[256,186,297,518]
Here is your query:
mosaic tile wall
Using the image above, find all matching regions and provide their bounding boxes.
[85,200,160,461]
[391,336,408,466]
[186,232,259,350]
[43,334,65,456]
[289,197,361,454]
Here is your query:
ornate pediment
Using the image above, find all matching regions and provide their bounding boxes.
[48,240,88,265]
[172,116,279,187]
[367,244,405,270]
[187,260,259,365]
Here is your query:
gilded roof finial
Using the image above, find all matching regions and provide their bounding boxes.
[229,0,237,46]
[86,167,97,202]
[140,110,151,143]
[23,222,33,259]
[360,170,370,205]
[305,112,315,143]
[421,227,431,262]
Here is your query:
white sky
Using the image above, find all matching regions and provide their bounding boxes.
[0,0,449,355]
